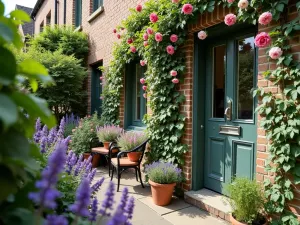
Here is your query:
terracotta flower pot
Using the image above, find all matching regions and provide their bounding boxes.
[103,142,110,149]
[127,152,142,162]
[83,152,101,168]
[230,214,268,225]
[149,179,176,206]
[83,152,90,160]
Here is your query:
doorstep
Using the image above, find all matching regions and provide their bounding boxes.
[184,188,232,222]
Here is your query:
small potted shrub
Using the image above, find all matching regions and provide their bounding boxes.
[96,125,123,149]
[117,131,147,162]
[226,177,266,225]
[145,161,182,206]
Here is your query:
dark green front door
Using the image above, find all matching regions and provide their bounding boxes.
[91,65,102,115]
[203,30,257,194]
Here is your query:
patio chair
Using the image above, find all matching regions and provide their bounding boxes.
[90,137,119,176]
[110,139,149,192]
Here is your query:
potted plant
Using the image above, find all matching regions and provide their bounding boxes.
[96,125,123,149]
[145,161,182,206]
[117,131,147,162]
[70,113,103,167]
[226,177,267,225]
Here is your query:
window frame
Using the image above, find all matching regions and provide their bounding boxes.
[93,0,103,12]
[75,0,82,27]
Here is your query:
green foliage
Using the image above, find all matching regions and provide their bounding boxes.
[70,113,104,155]
[29,26,89,62]
[96,125,123,142]
[117,131,148,151]
[226,178,265,224]
[0,2,56,223]
[103,0,300,223]
[18,48,87,118]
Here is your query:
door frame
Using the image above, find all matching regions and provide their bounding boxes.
[191,23,258,191]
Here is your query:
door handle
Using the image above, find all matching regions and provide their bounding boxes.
[224,100,232,121]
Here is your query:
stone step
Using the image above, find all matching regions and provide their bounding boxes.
[184,188,232,222]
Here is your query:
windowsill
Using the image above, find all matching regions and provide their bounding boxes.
[126,126,146,131]
[88,6,104,23]
[74,25,82,32]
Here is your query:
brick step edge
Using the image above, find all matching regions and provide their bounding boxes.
[184,194,231,223]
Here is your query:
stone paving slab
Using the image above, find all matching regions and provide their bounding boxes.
[162,206,229,225]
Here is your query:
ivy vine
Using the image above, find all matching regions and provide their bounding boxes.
[101,0,300,223]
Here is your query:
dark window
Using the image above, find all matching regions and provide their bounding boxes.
[125,62,147,128]
[46,11,51,25]
[40,22,44,33]
[75,0,82,27]
[91,64,102,115]
[93,0,103,12]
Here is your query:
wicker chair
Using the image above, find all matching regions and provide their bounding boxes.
[110,139,149,192]
[90,137,119,176]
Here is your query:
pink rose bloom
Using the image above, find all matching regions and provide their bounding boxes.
[166,45,175,55]
[172,0,179,3]
[258,12,272,25]
[147,27,154,35]
[170,70,177,76]
[269,47,282,59]
[100,96,103,100]
[143,93,147,98]
[113,29,117,33]
[170,34,178,43]
[130,46,137,53]
[143,33,148,41]
[150,13,158,23]
[238,0,248,9]
[172,78,179,84]
[143,41,148,47]
[198,30,207,40]
[227,0,235,3]
[136,4,142,12]
[142,85,147,91]
[140,60,147,66]
[254,32,271,48]
[127,38,133,44]
[224,14,237,26]
[182,4,193,14]
[155,33,163,42]
[140,78,146,84]
[99,76,103,80]
[117,34,121,39]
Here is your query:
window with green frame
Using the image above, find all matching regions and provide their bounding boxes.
[93,0,103,12]
[124,62,147,129]
[75,0,82,27]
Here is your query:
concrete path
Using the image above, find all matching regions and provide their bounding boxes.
[94,167,228,225]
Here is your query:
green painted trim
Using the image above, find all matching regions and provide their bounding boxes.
[93,0,103,12]
[91,65,102,115]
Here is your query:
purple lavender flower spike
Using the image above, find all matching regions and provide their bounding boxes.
[74,155,83,176]
[40,136,47,153]
[118,187,129,211]
[69,178,91,217]
[99,181,115,216]
[28,140,67,209]
[33,118,42,143]
[89,198,98,222]
[91,177,105,193]
[85,162,92,175]
[125,196,135,221]
[48,127,57,145]
[107,209,127,225]
[88,168,97,183]
[44,215,68,225]
[65,151,77,174]
[56,117,65,140]
[42,125,48,138]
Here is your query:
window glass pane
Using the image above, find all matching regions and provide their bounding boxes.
[75,0,82,27]
[212,45,226,118]
[237,37,254,120]
[93,0,103,11]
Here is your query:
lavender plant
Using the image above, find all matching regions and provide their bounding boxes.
[64,113,80,137]
[96,125,123,142]
[145,161,182,184]
[117,131,148,151]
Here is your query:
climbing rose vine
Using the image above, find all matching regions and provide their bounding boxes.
[101,1,300,224]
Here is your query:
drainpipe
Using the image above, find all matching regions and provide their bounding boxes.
[64,0,66,24]
[54,0,58,24]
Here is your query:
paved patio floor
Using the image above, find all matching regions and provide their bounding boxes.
[94,167,228,225]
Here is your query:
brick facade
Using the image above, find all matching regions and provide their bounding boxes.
[33,0,300,218]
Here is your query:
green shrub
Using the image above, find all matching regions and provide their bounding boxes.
[226,177,265,223]
[117,131,148,151]
[70,113,104,155]
[145,161,182,184]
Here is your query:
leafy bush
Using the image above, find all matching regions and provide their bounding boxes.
[19,49,87,118]
[117,131,148,151]
[96,125,123,142]
[29,26,89,62]
[145,161,182,184]
[70,113,104,155]
[226,177,265,223]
